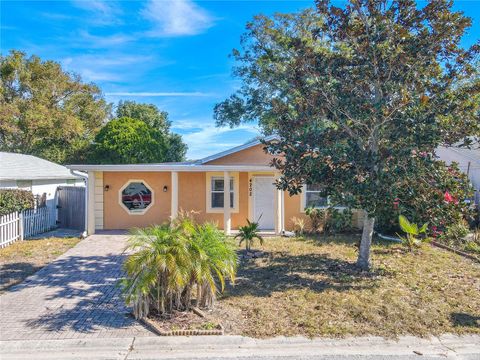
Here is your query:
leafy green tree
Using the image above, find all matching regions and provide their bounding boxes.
[215,0,479,269]
[88,117,169,164]
[116,100,170,132]
[0,51,111,163]
[115,100,187,162]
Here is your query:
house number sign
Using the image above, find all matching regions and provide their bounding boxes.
[248,178,253,196]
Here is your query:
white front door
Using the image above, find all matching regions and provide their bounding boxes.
[252,176,275,230]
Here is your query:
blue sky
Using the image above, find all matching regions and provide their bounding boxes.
[1,0,479,159]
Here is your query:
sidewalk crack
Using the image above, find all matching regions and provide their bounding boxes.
[124,336,136,360]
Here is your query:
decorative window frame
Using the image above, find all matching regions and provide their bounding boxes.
[205,172,239,213]
[119,179,155,216]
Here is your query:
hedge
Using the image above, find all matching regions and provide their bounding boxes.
[0,189,35,216]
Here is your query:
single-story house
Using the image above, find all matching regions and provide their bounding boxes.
[0,152,85,211]
[68,136,364,235]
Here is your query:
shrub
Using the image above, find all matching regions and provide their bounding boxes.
[305,207,354,234]
[376,161,473,236]
[121,217,238,319]
[305,207,328,233]
[291,217,306,236]
[439,220,469,247]
[325,208,354,234]
[0,189,35,216]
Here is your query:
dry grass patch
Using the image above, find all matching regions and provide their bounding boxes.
[214,236,480,338]
[0,237,80,292]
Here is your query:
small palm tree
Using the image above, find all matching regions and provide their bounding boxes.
[121,218,238,319]
[235,219,264,252]
[397,215,429,251]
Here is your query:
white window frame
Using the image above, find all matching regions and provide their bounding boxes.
[301,184,346,212]
[119,179,155,215]
[206,172,239,213]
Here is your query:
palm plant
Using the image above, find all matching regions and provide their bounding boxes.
[397,215,429,251]
[235,219,264,251]
[121,218,237,319]
[191,223,237,308]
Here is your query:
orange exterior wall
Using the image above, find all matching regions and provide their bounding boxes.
[102,171,251,230]
[103,172,172,229]
[205,144,275,165]
[177,172,250,229]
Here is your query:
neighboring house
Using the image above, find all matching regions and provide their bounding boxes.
[436,145,480,205]
[0,152,85,211]
[69,136,364,235]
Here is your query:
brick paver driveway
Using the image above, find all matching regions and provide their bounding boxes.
[0,234,154,340]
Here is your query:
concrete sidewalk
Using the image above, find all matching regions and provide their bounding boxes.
[1,334,479,360]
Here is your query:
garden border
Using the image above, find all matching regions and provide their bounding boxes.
[140,316,224,336]
[431,240,480,263]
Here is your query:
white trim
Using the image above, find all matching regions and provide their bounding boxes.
[171,172,178,220]
[118,179,155,216]
[223,171,231,235]
[68,164,277,173]
[199,135,279,164]
[205,172,239,214]
[87,171,95,235]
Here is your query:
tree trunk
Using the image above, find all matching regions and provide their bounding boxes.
[357,214,375,271]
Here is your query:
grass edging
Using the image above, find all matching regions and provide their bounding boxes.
[431,241,480,263]
[140,315,224,336]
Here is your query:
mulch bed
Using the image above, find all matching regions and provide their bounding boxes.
[141,309,223,336]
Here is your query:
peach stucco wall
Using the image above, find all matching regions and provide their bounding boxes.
[99,142,363,231]
[177,172,250,229]
[205,144,275,165]
[103,172,172,229]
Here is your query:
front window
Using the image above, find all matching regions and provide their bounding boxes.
[211,177,234,208]
[305,183,329,208]
[121,181,153,213]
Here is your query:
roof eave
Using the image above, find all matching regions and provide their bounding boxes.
[67,164,277,172]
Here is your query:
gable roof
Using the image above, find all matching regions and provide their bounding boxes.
[0,152,82,181]
[198,135,279,164]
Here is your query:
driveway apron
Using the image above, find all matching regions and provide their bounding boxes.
[0,234,154,340]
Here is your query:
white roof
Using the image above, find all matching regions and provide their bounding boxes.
[0,152,83,181]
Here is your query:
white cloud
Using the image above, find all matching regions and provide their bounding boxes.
[105,92,210,97]
[172,119,260,159]
[71,0,122,25]
[61,54,153,83]
[142,0,215,37]
[78,31,135,47]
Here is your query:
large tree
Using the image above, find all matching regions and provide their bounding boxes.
[214,0,479,269]
[88,117,168,164]
[114,101,187,162]
[0,51,111,163]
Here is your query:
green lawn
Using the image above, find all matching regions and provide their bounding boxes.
[212,235,480,338]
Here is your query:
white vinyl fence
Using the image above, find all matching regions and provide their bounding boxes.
[23,207,57,238]
[0,207,57,248]
[0,212,22,248]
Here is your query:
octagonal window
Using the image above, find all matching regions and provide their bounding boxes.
[121,181,153,214]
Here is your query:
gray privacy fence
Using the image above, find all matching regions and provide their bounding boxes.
[0,207,57,248]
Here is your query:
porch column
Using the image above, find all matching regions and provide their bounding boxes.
[223,171,231,235]
[171,171,178,220]
[87,171,95,235]
[274,174,283,235]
